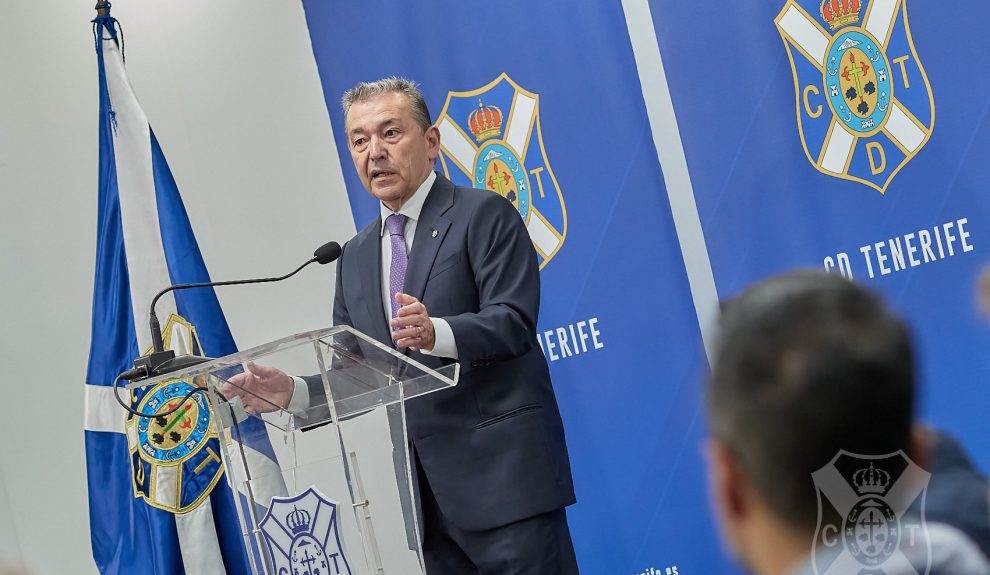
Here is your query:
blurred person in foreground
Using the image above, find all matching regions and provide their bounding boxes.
[705,270,989,575]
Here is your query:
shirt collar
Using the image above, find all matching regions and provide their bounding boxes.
[379,171,436,237]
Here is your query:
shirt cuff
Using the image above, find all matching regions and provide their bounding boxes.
[286,376,311,416]
[423,317,459,360]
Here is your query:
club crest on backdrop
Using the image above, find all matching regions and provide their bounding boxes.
[812,450,931,575]
[125,314,225,513]
[260,487,353,575]
[775,0,935,193]
[436,73,567,269]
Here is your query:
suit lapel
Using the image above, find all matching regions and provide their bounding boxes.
[405,174,454,303]
[356,219,392,345]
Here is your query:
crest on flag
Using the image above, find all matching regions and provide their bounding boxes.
[436,73,567,268]
[812,450,930,574]
[125,314,224,513]
[260,487,353,575]
[775,0,935,193]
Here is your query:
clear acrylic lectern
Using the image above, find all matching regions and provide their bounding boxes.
[127,325,459,575]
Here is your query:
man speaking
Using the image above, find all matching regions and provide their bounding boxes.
[234,77,577,574]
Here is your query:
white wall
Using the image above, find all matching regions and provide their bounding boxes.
[0,1,354,572]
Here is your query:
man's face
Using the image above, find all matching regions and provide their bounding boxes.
[345,92,440,212]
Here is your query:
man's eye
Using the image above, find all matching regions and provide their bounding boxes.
[352,138,366,147]
[385,129,399,138]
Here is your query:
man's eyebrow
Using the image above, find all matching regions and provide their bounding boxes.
[348,117,401,137]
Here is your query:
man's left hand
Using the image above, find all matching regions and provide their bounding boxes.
[391,292,436,351]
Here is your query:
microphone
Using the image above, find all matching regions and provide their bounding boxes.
[314,241,342,265]
[125,241,341,382]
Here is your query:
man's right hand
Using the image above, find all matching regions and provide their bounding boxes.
[220,361,294,415]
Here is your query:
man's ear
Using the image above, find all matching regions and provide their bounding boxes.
[425,125,441,161]
[707,439,749,521]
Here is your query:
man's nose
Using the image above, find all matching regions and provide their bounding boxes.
[369,136,386,160]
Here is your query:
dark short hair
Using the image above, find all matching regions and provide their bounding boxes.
[341,77,433,134]
[707,270,915,531]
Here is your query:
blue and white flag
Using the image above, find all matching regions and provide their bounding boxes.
[84,8,278,573]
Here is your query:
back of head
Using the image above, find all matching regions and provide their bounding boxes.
[708,270,915,532]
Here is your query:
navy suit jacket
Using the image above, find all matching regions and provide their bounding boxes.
[321,173,575,531]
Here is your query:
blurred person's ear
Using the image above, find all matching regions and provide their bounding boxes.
[705,438,751,559]
[706,440,748,519]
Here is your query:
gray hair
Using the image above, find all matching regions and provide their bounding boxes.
[341,77,433,133]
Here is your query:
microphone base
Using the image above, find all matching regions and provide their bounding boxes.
[154,354,213,376]
[125,352,213,382]
[127,350,176,382]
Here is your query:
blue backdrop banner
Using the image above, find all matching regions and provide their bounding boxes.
[301,1,989,573]
[649,0,989,464]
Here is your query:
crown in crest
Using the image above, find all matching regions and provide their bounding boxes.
[852,462,890,495]
[468,99,503,142]
[286,505,311,535]
[820,0,861,30]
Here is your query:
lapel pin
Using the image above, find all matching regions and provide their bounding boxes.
[431,229,438,238]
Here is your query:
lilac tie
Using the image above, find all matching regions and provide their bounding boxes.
[385,213,408,318]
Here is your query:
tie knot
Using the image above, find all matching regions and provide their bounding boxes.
[385,213,407,237]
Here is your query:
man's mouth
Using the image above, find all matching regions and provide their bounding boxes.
[371,169,396,181]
